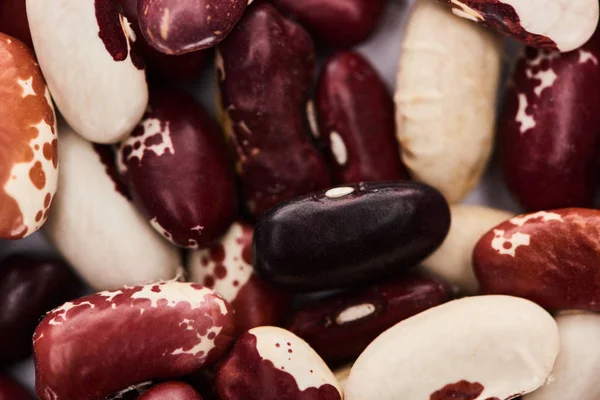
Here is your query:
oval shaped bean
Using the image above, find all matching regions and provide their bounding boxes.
[269,0,385,49]
[26,0,147,143]
[216,327,342,400]
[0,375,33,400]
[438,0,598,52]
[314,51,408,184]
[118,89,237,248]
[500,32,600,211]
[524,312,600,400]
[138,382,203,400]
[188,221,289,333]
[44,125,179,290]
[217,2,330,218]
[253,182,450,291]
[34,281,234,400]
[0,33,58,240]
[395,0,502,203]
[0,254,80,364]
[0,0,32,47]
[474,209,600,311]
[138,0,248,55]
[286,272,453,364]
[422,205,514,294]
[345,295,559,400]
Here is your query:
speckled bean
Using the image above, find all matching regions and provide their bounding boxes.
[0,33,58,240]
[34,281,234,400]
[0,375,33,400]
[138,382,203,400]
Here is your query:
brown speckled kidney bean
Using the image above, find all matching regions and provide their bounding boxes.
[500,31,600,211]
[138,0,249,55]
[253,182,450,291]
[0,254,80,364]
[216,327,343,400]
[118,89,237,248]
[0,33,58,240]
[0,0,32,47]
[0,375,33,400]
[286,272,453,364]
[217,2,330,218]
[437,0,598,52]
[269,0,385,49]
[34,281,234,400]
[138,382,203,400]
[188,221,290,333]
[474,209,600,311]
[314,51,408,184]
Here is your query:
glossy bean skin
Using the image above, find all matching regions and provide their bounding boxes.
[314,51,408,184]
[34,281,234,400]
[0,0,32,47]
[138,382,203,400]
[0,254,80,364]
[286,272,453,364]
[269,0,385,49]
[0,33,58,240]
[0,375,33,400]
[217,2,331,218]
[138,0,248,55]
[253,182,451,291]
[474,209,600,311]
[500,31,600,211]
[118,89,237,248]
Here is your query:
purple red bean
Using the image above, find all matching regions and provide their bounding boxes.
[0,0,32,47]
[138,382,203,400]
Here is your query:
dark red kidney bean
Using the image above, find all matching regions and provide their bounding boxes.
[0,375,33,400]
[138,382,203,400]
[217,2,331,218]
[118,0,207,81]
[0,0,32,47]
[34,281,235,400]
[0,254,80,364]
[269,0,385,49]
[285,272,453,364]
[473,209,600,311]
[117,89,237,248]
[253,182,451,291]
[500,31,600,211]
[314,51,409,184]
[138,0,248,55]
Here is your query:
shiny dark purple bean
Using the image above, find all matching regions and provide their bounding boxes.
[0,374,33,400]
[0,0,32,48]
[118,89,237,248]
[253,182,451,291]
[217,2,331,218]
[138,382,203,400]
[0,254,80,364]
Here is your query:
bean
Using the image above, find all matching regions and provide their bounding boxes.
[345,296,559,400]
[217,1,331,218]
[395,0,502,203]
[188,221,290,334]
[138,382,203,400]
[422,205,514,294]
[285,272,452,364]
[0,33,58,240]
[474,209,600,311]
[0,375,32,400]
[138,0,249,55]
[437,0,598,52]
[0,0,32,47]
[500,30,600,211]
[34,281,234,400]
[314,51,409,184]
[333,364,352,393]
[216,326,342,400]
[253,182,450,291]
[26,0,148,143]
[44,125,180,290]
[117,89,237,248]
[269,0,385,49]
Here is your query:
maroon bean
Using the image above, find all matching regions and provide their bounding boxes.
[138,0,248,55]
[118,0,208,81]
[34,281,234,400]
[269,0,385,49]
[0,0,32,48]
[285,272,453,364]
[474,209,600,311]
[138,382,202,400]
[117,89,237,248]
[0,254,80,364]
[500,31,600,211]
[0,375,33,400]
[314,51,408,184]
[217,2,330,217]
